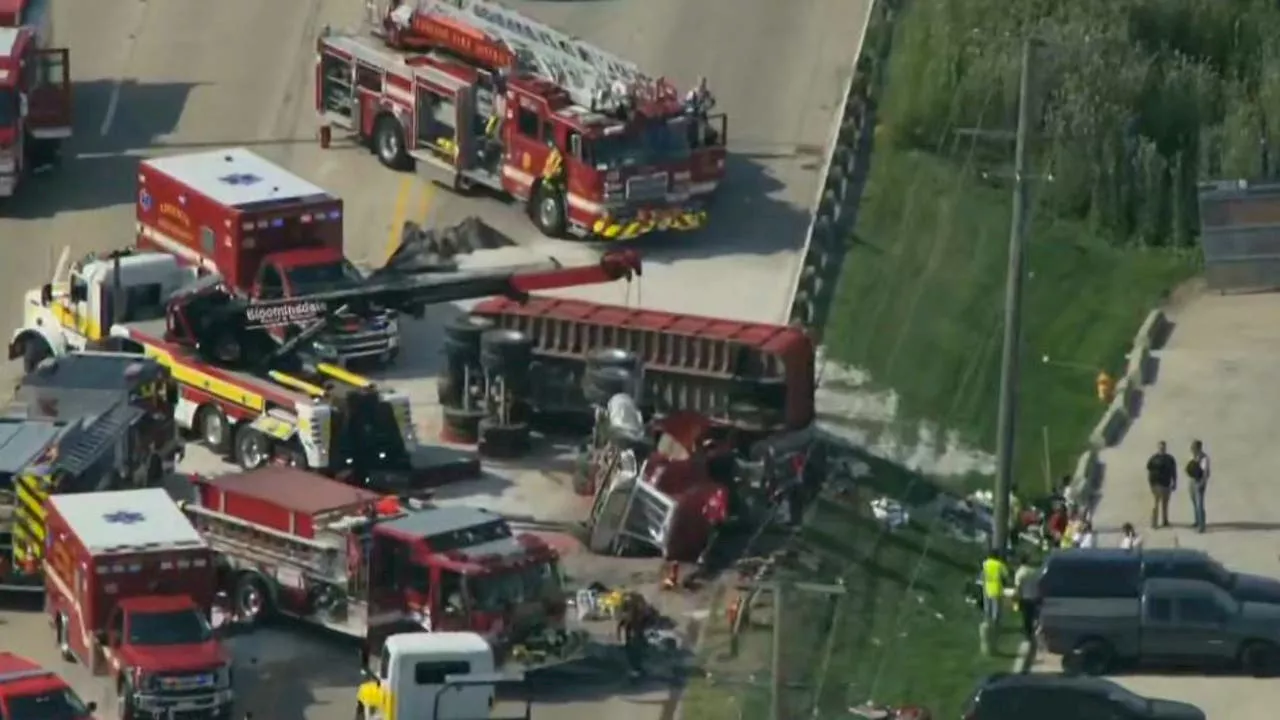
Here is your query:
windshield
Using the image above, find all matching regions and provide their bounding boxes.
[285,258,363,294]
[468,561,566,613]
[127,609,213,646]
[4,688,92,720]
[588,118,692,168]
[0,87,15,127]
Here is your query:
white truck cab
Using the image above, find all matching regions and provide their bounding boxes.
[356,632,529,720]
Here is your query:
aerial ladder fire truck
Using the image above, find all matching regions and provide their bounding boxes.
[10,230,642,488]
[0,0,70,198]
[318,0,727,241]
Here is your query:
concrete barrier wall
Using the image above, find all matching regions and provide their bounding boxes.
[785,0,899,336]
[1067,309,1171,511]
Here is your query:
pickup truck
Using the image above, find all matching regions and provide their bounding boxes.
[0,653,98,720]
[1041,577,1280,677]
[1039,547,1280,604]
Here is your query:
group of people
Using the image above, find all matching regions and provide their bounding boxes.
[1147,439,1212,533]
[980,551,1042,645]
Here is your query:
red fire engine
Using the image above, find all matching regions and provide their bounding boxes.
[0,0,70,198]
[181,467,590,670]
[43,488,234,720]
[0,654,97,719]
[317,0,727,242]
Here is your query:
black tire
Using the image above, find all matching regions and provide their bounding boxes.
[442,406,486,444]
[729,377,787,410]
[22,337,52,374]
[478,419,530,459]
[443,315,494,363]
[234,427,270,470]
[198,405,232,455]
[374,115,411,170]
[234,573,273,626]
[531,183,567,237]
[586,347,639,374]
[582,366,636,405]
[1241,640,1280,677]
[1068,638,1114,676]
[436,373,463,407]
[480,329,533,374]
[56,612,74,663]
[726,400,779,432]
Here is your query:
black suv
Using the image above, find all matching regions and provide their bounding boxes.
[963,673,1204,720]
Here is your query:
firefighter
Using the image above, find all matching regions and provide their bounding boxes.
[542,141,565,194]
[684,77,719,147]
[616,592,655,678]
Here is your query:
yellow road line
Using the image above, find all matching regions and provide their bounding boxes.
[418,180,437,227]
[386,176,413,261]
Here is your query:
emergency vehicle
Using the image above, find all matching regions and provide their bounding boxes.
[0,0,71,198]
[0,654,97,719]
[318,0,726,241]
[181,467,590,672]
[356,632,530,720]
[10,239,641,480]
[43,488,235,720]
[0,352,181,593]
[136,148,398,364]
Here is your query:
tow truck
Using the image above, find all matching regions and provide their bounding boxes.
[182,467,593,673]
[0,351,181,593]
[10,234,642,483]
[318,0,726,241]
[44,488,235,720]
[136,147,398,364]
[0,0,71,198]
[0,654,98,719]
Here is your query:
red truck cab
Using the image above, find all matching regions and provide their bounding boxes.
[43,488,234,720]
[0,0,72,198]
[0,654,97,719]
[135,147,398,363]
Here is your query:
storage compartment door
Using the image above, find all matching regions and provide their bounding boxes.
[415,81,458,163]
[27,48,71,139]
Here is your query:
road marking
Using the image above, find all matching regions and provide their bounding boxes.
[418,179,437,226]
[100,82,123,136]
[386,176,413,261]
[384,177,438,261]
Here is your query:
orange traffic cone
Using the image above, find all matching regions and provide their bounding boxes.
[661,561,680,590]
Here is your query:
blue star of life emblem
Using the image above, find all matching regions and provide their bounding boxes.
[103,510,146,525]
[218,173,262,186]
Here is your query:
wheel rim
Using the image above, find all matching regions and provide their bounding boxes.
[57,615,68,653]
[239,585,262,619]
[380,128,399,160]
[539,195,559,228]
[203,412,225,446]
[241,437,265,468]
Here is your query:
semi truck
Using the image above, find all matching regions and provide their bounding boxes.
[136,147,398,364]
[182,467,592,671]
[0,653,98,719]
[0,351,181,593]
[0,0,71,198]
[44,487,236,719]
[319,0,724,242]
[10,237,642,483]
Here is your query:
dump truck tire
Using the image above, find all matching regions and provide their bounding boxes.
[436,374,463,407]
[443,315,493,362]
[478,419,530,459]
[442,406,485,444]
[586,347,639,373]
[480,329,533,373]
[582,366,636,406]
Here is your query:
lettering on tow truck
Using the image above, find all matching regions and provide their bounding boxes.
[245,300,327,328]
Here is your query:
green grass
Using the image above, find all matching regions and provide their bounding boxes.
[823,143,1197,489]
[684,456,1022,719]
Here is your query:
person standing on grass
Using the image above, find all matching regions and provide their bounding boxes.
[1186,440,1211,533]
[1013,554,1041,642]
[1146,440,1177,528]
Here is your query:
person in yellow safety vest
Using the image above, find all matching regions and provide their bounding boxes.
[981,550,1010,624]
[542,145,564,187]
[1061,510,1084,548]
[1096,370,1115,404]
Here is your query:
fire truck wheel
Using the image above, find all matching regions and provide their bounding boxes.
[480,329,533,373]
[477,419,530,459]
[234,428,270,471]
[582,366,636,406]
[585,347,639,374]
[531,184,567,238]
[55,612,74,662]
[197,405,232,455]
[21,337,52,374]
[442,407,485,445]
[374,115,411,170]
[234,573,273,625]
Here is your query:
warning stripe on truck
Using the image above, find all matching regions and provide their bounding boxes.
[11,472,53,567]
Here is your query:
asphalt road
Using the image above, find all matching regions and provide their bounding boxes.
[0,0,870,717]
[1030,290,1280,718]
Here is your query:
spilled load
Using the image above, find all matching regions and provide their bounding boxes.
[318,0,726,241]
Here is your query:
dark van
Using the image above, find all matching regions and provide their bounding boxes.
[1040,548,1280,604]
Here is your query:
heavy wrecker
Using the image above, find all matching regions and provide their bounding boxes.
[10,230,641,487]
[318,0,726,242]
[182,467,591,673]
[0,0,70,198]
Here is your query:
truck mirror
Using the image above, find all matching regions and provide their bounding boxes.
[40,284,53,305]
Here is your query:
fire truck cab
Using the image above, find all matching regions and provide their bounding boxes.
[0,0,71,198]
[43,488,234,720]
[318,0,725,242]
[0,655,97,719]
[182,468,589,670]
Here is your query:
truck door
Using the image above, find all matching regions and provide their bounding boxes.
[432,566,470,632]
[1138,593,1177,658]
[414,77,459,164]
[368,533,416,633]
[25,47,71,138]
[1172,592,1234,661]
[503,92,551,199]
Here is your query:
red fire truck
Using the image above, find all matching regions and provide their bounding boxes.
[317,0,726,242]
[182,467,590,670]
[0,654,98,719]
[136,147,398,364]
[43,488,235,720]
[0,0,70,198]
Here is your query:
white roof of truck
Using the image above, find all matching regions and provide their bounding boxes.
[141,148,332,209]
[50,488,207,556]
[387,631,491,658]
